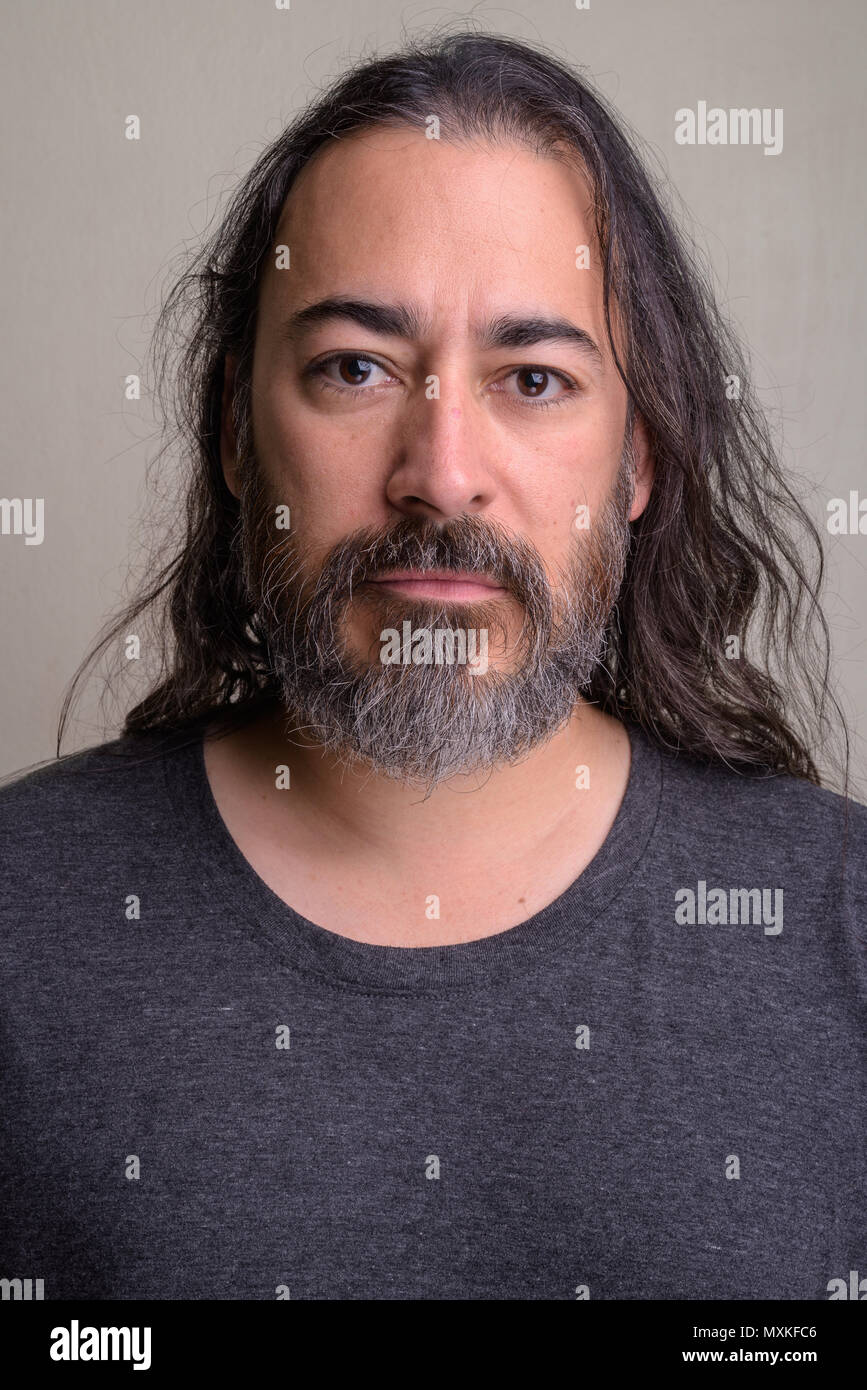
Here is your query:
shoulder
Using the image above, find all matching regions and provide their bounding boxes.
[646,729,867,849]
[0,729,196,871]
[637,728,867,923]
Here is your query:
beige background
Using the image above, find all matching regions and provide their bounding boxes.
[1,0,865,787]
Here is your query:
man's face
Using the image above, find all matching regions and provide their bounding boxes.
[222,126,653,788]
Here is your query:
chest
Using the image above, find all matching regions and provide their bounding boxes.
[6,995,844,1300]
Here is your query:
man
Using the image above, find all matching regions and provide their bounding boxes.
[1,32,864,1301]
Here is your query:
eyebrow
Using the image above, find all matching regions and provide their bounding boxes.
[282,296,604,365]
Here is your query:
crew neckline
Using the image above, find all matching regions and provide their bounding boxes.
[161,720,662,994]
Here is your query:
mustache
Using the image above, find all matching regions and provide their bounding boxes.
[316,514,549,601]
[306,516,555,671]
[241,496,559,669]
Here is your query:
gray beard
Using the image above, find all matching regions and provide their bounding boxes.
[240,442,635,794]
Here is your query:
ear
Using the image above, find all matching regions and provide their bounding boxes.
[220,354,240,500]
[628,411,654,522]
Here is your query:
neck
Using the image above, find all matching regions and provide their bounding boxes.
[206,696,631,875]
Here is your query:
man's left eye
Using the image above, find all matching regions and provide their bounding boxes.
[510,368,566,398]
[496,367,577,407]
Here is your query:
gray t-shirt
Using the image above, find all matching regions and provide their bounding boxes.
[0,721,864,1301]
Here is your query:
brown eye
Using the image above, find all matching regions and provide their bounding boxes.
[310,354,393,392]
[498,366,575,408]
[337,356,376,385]
[516,368,550,397]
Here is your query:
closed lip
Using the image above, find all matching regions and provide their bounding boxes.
[368,569,504,587]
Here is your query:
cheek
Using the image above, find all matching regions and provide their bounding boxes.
[515,426,623,564]
[519,439,611,530]
[248,350,387,548]
[253,386,380,515]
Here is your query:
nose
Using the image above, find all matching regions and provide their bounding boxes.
[384,377,499,521]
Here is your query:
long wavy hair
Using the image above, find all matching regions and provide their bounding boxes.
[57,28,850,790]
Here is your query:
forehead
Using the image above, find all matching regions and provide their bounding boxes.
[261,125,606,338]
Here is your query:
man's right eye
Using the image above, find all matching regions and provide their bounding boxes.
[307,354,394,390]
